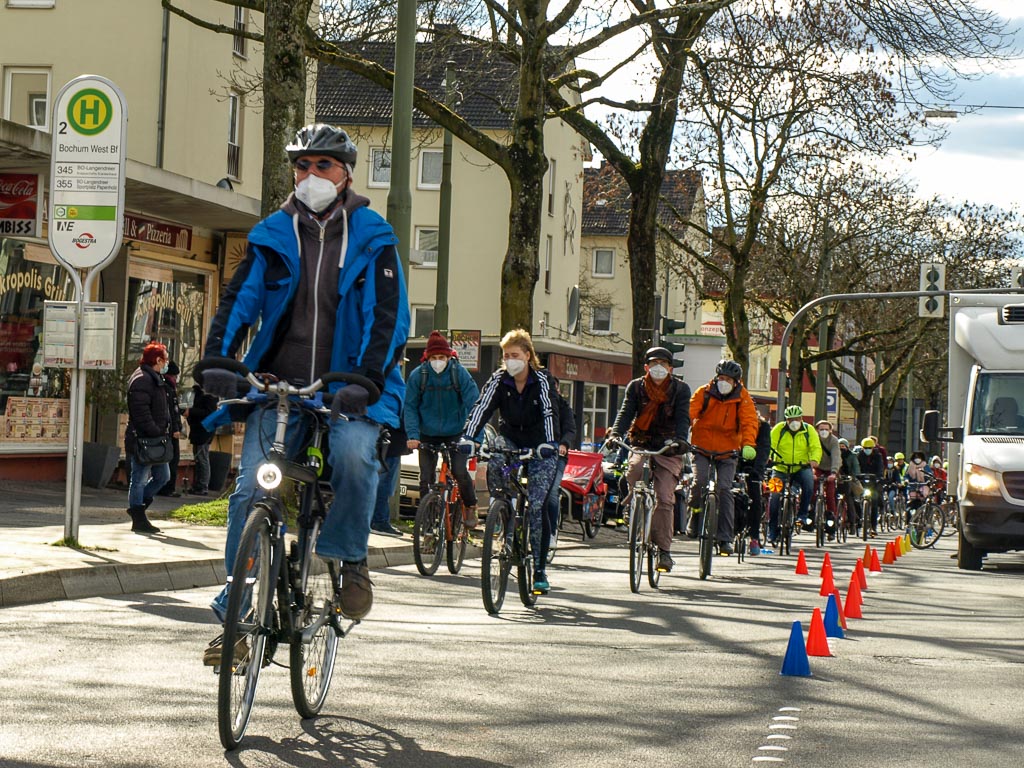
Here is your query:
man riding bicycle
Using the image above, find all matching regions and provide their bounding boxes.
[857,436,885,536]
[813,420,842,537]
[607,347,691,572]
[767,405,821,545]
[684,359,759,555]
[199,124,409,659]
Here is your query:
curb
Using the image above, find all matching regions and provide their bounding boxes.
[0,544,416,609]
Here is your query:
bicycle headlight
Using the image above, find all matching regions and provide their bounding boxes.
[965,464,1000,496]
[257,462,283,490]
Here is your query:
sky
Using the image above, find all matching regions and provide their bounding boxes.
[899,2,1024,211]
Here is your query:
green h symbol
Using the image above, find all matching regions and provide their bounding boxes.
[77,97,102,125]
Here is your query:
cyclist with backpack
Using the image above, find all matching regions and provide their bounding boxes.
[813,420,842,536]
[683,359,759,555]
[406,331,481,529]
[766,405,822,545]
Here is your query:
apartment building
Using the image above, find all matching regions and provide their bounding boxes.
[0,0,267,478]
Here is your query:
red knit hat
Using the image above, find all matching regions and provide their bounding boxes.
[421,331,453,361]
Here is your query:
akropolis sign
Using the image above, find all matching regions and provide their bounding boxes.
[47,75,127,271]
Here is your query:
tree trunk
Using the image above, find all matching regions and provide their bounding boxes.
[261,0,313,217]
[501,146,545,332]
[723,252,751,376]
[627,180,660,374]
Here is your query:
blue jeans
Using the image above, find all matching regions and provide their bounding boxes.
[372,455,401,528]
[768,467,814,541]
[212,407,381,619]
[128,456,170,507]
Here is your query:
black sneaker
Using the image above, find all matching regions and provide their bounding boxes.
[718,540,735,556]
[370,522,403,538]
[657,552,674,572]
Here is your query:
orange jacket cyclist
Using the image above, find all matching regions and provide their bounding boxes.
[684,359,759,555]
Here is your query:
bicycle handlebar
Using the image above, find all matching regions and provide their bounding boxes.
[605,437,684,457]
[478,444,539,463]
[194,356,381,405]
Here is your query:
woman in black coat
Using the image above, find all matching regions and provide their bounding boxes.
[124,342,171,533]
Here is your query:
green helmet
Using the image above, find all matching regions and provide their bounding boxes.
[783,405,803,420]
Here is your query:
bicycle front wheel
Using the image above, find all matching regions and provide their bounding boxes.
[413,491,445,576]
[517,516,537,607]
[628,493,645,593]
[446,498,468,574]
[218,504,275,751]
[910,503,945,549]
[698,491,718,580]
[481,501,511,614]
[781,496,794,556]
[814,496,825,548]
[289,521,339,719]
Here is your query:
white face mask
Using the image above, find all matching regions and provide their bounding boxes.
[716,380,734,395]
[648,365,669,381]
[818,428,830,439]
[430,358,448,374]
[788,420,802,432]
[295,174,341,213]
[913,458,923,465]
[504,358,526,376]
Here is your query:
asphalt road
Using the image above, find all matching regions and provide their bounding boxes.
[0,530,1021,768]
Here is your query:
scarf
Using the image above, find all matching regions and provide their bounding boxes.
[633,374,670,432]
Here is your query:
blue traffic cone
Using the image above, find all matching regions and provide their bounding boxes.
[824,594,845,639]
[780,620,812,677]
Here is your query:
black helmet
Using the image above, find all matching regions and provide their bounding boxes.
[286,123,357,165]
[716,359,743,381]
[645,346,674,364]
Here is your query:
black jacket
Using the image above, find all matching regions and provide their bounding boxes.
[740,419,772,479]
[125,364,170,452]
[463,368,558,449]
[857,450,885,479]
[556,390,577,449]
[187,384,219,446]
[610,375,691,449]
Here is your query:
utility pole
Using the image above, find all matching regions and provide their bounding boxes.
[387,0,416,282]
[434,59,455,331]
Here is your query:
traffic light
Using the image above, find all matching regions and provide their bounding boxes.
[661,316,686,335]
[662,337,686,357]
[918,262,946,319]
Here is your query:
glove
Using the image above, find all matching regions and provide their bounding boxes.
[741,445,756,461]
[332,384,370,417]
[537,442,558,459]
[200,368,242,399]
[457,438,477,456]
[604,430,619,443]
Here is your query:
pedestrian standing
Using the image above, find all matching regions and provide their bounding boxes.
[124,342,171,533]
[186,381,218,495]
[158,359,183,497]
[371,418,409,536]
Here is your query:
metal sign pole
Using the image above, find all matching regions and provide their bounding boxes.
[62,269,84,540]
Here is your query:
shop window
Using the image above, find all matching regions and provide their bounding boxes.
[581,382,609,447]
[370,148,391,187]
[0,238,74,446]
[593,248,614,278]
[2,67,51,130]
[414,226,438,267]
[418,149,442,189]
[544,236,552,293]
[547,158,557,216]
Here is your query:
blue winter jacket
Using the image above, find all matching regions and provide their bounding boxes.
[203,205,409,428]
[404,359,480,440]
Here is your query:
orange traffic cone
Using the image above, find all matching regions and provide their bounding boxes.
[882,541,896,564]
[845,585,863,618]
[795,549,810,575]
[869,547,882,572]
[806,608,832,656]
[855,558,868,590]
[820,566,836,596]
[820,552,832,577]
[863,543,872,563]
[831,588,848,630]
[893,536,903,558]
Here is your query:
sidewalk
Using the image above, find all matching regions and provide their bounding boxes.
[0,480,415,608]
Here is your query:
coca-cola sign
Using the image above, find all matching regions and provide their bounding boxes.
[0,173,43,238]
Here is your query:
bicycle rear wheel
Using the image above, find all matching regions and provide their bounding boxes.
[413,491,445,576]
[289,518,339,720]
[781,496,794,556]
[517,515,537,607]
[446,498,468,574]
[909,502,945,548]
[628,493,645,593]
[814,496,825,548]
[698,492,717,580]
[218,504,275,751]
[861,497,869,541]
[481,501,511,614]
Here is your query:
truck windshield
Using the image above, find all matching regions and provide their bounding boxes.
[970,373,1024,436]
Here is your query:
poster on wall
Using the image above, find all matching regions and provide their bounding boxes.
[0,173,44,237]
[450,329,481,372]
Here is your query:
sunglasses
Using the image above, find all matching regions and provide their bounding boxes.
[294,158,344,172]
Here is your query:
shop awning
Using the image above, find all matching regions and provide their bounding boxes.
[0,118,261,232]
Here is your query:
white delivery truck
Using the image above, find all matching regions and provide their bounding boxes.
[922,293,1024,570]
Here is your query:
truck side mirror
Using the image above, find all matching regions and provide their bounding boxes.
[921,410,964,443]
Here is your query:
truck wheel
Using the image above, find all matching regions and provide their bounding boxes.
[957,525,984,571]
